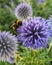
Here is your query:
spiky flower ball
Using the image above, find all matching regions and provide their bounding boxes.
[14,3,32,21]
[48,15,52,36]
[0,31,18,63]
[17,17,50,49]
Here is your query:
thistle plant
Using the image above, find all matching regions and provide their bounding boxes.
[17,17,51,49]
[0,31,18,63]
[48,15,52,36]
[14,3,32,20]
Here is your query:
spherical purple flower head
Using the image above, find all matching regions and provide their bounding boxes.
[17,17,51,49]
[0,31,18,63]
[14,3,32,21]
[48,15,52,36]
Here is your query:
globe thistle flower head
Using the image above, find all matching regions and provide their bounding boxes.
[0,31,18,63]
[14,3,32,21]
[48,15,52,36]
[17,17,51,49]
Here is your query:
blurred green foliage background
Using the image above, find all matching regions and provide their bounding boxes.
[0,0,52,65]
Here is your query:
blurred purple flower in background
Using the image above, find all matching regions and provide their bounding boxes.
[37,0,45,5]
[0,31,18,63]
[17,17,51,49]
[38,0,45,3]
[14,3,32,21]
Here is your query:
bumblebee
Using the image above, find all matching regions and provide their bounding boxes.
[11,19,22,31]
